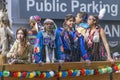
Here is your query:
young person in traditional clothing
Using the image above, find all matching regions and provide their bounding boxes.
[75,12,89,37]
[7,27,32,64]
[57,14,89,62]
[28,15,42,45]
[34,19,63,63]
[28,15,44,62]
[85,15,113,62]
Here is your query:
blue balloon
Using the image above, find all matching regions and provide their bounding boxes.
[26,71,30,78]
[62,71,67,78]
[46,72,50,78]
[0,71,3,77]
[72,71,77,76]
[86,69,90,75]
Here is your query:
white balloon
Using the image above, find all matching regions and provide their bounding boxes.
[49,71,55,77]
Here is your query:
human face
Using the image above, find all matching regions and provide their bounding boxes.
[44,22,54,32]
[87,16,95,26]
[29,21,35,28]
[75,14,83,24]
[17,30,24,41]
[66,18,74,28]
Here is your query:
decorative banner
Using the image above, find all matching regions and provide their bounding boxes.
[0,63,120,78]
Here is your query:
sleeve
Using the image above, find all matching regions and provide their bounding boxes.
[6,27,14,45]
[7,41,17,58]
[27,43,32,63]
[34,31,43,53]
[33,31,43,63]
[55,30,63,60]
[6,27,14,39]
[78,35,90,60]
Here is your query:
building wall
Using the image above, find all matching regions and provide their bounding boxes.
[5,0,120,55]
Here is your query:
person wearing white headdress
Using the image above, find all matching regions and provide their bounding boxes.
[34,18,63,63]
[28,15,43,62]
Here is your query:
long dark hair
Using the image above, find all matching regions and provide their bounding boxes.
[63,14,75,27]
[77,12,88,22]
[16,26,28,40]
[16,26,29,55]
[90,15,99,26]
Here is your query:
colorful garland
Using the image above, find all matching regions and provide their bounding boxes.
[0,64,120,78]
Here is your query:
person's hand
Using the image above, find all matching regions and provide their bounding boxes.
[11,53,17,58]
[28,30,33,34]
[34,46,40,53]
[76,30,81,37]
[63,26,68,31]
[11,51,18,58]
[107,57,114,63]
[85,59,91,65]
[60,46,64,52]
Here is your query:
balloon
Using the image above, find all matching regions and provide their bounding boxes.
[49,71,54,77]
[114,65,119,71]
[81,69,85,76]
[90,69,94,75]
[118,64,120,70]
[98,69,103,74]
[29,72,35,78]
[73,70,79,76]
[36,71,41,77]
[62,71,67,78]
[22,71,27,78]
[17,72,22,77]
[102,68,107,73]
[0,71,3,77]
[95,69,99,75]
[46,72,50,78]
[39,73,45,78]
[76,70,80,76]
[43,72,46,78]
[68,70,73,76]
[86,69,90,75]
[58,71,62,77]
[72,71,77,76]
[13,71,17,77]
[26,71,30,78]
[107,67,113,73]
[3,71,10,77]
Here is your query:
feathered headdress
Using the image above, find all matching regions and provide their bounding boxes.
[0,9,9,21]
[29,15,42,32]
[44,18,57,30]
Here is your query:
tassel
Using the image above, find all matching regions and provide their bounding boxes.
[51,48,55,63]
[45,46,50,63]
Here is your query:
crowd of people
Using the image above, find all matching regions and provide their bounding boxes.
[0,9,116,64]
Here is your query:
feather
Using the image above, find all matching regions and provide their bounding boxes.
[98,8,106,19]
[0,11,3,20]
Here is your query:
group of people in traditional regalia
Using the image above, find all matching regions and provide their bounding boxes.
[0,8,116,64]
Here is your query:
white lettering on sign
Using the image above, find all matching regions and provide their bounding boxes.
[27,0,35,11]
[71,0,118,16]
[27,0,67,12]
[104,25,120,37]
[26,0,119,17]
